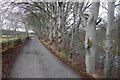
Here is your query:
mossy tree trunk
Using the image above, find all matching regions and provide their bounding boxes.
[85,1,100,75]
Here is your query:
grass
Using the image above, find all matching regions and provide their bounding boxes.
[0,36,27,52]
[0,35,28,42]
[0,38,8,43]
[0,37,19,43]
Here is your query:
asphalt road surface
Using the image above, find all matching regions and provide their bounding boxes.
[9,37,80,78]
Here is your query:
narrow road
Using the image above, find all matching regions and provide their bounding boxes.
[9,37,79,78]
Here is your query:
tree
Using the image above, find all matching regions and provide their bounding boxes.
[85,1,100,74]
[118,1,120,78]
[103,0,116,78]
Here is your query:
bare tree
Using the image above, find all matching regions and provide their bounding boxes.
[103,0,116,78]
[85,1,100,74]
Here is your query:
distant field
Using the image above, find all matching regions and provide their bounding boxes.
[0,38,7,43]
[0,35,28,43]
[0,38,19,43]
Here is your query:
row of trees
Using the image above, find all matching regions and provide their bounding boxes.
[0,0,120,78]
[0,1,30,39]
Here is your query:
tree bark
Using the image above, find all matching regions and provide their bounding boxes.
[70,3,78,58]
[85,1,100,74]
[118,3,120,78]
[103,0,116,78]
[25,27,29,39]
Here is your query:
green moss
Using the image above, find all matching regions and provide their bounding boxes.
[87,38,93,49]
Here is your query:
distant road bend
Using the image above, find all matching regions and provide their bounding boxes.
[9,37,80,78]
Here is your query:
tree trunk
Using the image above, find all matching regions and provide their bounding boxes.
[70,4,77,58]
[25,27,29,39]
[118,3,120,78]
[58,4,66,52]
[85,1,100,74]
[48,19,54,43]
[103,1,116,78]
